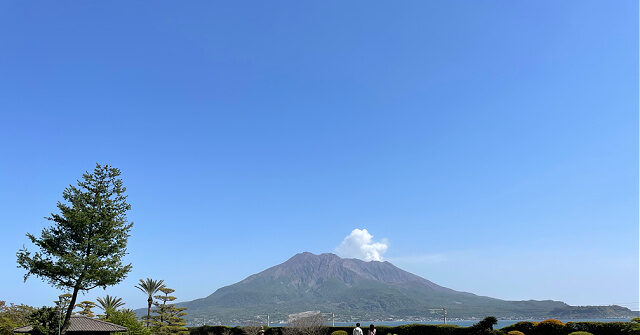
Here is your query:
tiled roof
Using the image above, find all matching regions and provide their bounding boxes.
[14,315,127,333]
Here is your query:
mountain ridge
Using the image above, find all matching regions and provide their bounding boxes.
[170,252,636,323]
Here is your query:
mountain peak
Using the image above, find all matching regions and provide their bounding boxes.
[239,251,446,293]
[177,252,634,323]
[289,251,387,263]
[289,251,340,260]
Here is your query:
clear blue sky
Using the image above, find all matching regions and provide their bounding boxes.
[0,1,638,312]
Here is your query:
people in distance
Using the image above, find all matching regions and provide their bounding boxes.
[353,323,363,335]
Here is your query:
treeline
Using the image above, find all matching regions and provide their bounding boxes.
[189,318,640,335]
[0,278,188,335]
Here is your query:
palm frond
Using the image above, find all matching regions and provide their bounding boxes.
[96,294,125,311]
[135,278,165,297]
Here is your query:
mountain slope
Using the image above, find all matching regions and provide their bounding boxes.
[177,252,634,323]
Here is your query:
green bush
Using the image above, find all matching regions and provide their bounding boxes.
[394,323,464,335]
[501,321,536,335]
[534,319,567,335]
[191,320,640,335]
[502,320,639,335]
[105,309,150,335]
[477,317,498,328]
[190,325,243,335]
[0,302,36,335]
[26,306,60,335]
[567,321,639,335]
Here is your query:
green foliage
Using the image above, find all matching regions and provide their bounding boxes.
[534,319,565,335]
[96,295,125,319]
[152,287,188,335]
[243,326,266,335]
[404,325,458,335]
[240,325,465,335]
[74,301,96,317]
[191,321,640,335]
[26,307,60,335]
[0,301,37,335]
[470,316,499,334]
[106,309,150,335]
[55,294,72,314]
[625,322,640,335]
[502,320,639,335]
[500,322,535,334]
[331,331,348,335]
[539,319,565,326]
[16,164,133,330]
[189,325,240,335]
[632,318,640,323]
[567,321,640,335]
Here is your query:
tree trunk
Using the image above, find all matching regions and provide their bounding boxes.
[62,284,81,333]
[147,296,152,328]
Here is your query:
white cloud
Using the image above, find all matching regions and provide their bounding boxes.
[335,228,388,261]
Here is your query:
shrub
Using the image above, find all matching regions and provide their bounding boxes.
[538,319,565,326]
[105,309,150,335]
[500,321,535,334]
[0,302,36,335]
[534,319,567,335]
[244,326,264,335]
[190,325,241,335]
[194,320,639,335]
[566,321,640,335]
[472,317,498,331]
[26,307,60,335]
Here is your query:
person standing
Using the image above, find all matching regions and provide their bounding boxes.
[368,324,376,335]
[353,323,363,335]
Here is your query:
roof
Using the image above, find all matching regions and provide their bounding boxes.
[14,315,127,333]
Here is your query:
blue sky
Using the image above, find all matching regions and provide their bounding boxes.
[0,1,638,312]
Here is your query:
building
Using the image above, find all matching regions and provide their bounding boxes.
[14,315,127,335]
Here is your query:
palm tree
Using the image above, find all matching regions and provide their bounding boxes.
[135,278,165,327]
[96,295,125,319]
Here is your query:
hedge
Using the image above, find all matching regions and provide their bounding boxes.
[190,321,640,335]
[501,321,640,335]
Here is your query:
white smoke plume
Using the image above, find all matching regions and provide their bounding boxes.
[335,228,388,261]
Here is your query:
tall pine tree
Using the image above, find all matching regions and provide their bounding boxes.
[151,287,188,335]
[17,164,133,332]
